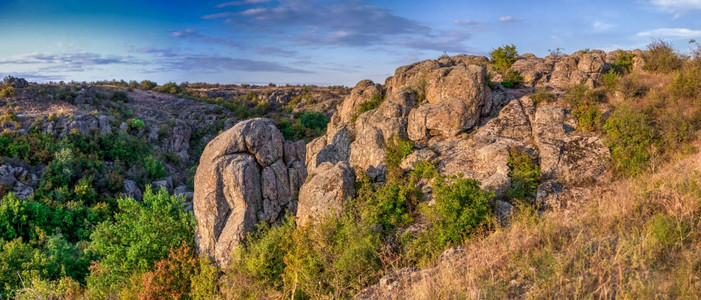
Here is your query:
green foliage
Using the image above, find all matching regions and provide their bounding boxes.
[283,213,382,299]
[610,50,636,75]
[669,62,701,100]
[139,80,157,90]
[565,85,603,131]
[299,110,327,131]
[602,71,620,90]
[229,218,295,288]
[489,44,519,74]
[603,106,658,177]
[643,39,684,74]
[501,68,523,88]
[111,90,129,102]
[0,86,15,98]
[127,118,146,131]
[384,135,414,172]
[144,155,167,179]
[155,82,187,95]
[351,92,384,122]
[278,110,328,141]
[572,98,601,132]
[529,86,555,104]
[405,175,493,265]
[507,147,541,203]
[87,188,195,296]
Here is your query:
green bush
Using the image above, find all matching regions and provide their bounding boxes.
[0,86,15,98]
[405,175,493,265]
[299,110,328,132]
[139,80,157,90]
[669,62,701,100]
[228,218,295,288]
[111,90,129,102]
[156,82,187,95]
[610,50,636,75]
[643,39,684,74]
[127,118,145,131]
[490,44,519,74]
[565,85,603,132]
[501,68,523,88]
[529,87,555,104]
[572,98,601,132]
[506,147,541,203]
[602,71,620,90]
[144,155,167,179]
[351,92,384,122]
[87,188,195,297]
[603,106,658,177]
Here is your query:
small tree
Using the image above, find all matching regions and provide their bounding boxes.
[489,44,519,73]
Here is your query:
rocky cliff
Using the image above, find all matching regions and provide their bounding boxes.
[192,50,620,268]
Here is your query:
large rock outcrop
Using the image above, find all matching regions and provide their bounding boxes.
[296,161,355,227]
[193,118,306,267]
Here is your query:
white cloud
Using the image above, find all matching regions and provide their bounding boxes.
[498,16,520,22]
[216,0,269,8]
[593,21,613,31]
[651,0,701,15]
[636,27,701,38]
[240,8,267,16]
[454,19,478,25]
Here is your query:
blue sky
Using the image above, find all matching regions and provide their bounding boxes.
[1,0,700,86]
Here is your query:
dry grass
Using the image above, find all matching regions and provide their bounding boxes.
[385,140,701,299]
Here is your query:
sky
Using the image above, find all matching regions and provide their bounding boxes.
[1,0,700,86]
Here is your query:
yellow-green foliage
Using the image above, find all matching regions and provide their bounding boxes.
[603,106,657,177]
[529,86,555,104]
[644,39,684,74]
[0,86,15,98]
[507,147,541,203]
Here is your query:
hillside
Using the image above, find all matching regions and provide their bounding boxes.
[1,41,701,299]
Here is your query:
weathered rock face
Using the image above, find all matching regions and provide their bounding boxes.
[297,161,355,227]
[407,64,491,141]
[122,179,142,201]
[510,50,632,89]
[0,164,38,199]
[193,118,306,267]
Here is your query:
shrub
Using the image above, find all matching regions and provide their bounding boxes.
[111,90,129,102]
[144,155,167,179]
[490,44,519,74]
[669,62,701,100]
[506,147,541,203]
[282,213,382,299]
[643,39,684,74]
[156,82,186,95]
[139,80,157,90]
[352,92,384,122]
[127,118,146,131]
[610,50,636,75]
[529,86,555,104]
[603,106,658,177]
[228,218,295,288]
[405,175,493,265]
[299,110,328,132]
[572,97,601,132]
[87,188,195,296]
[565,85,603,131]
[501,68,523,88]
[137,244,199,300]
[0,86,15,98]
[602,71,620,90]
[618,73,648,99]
